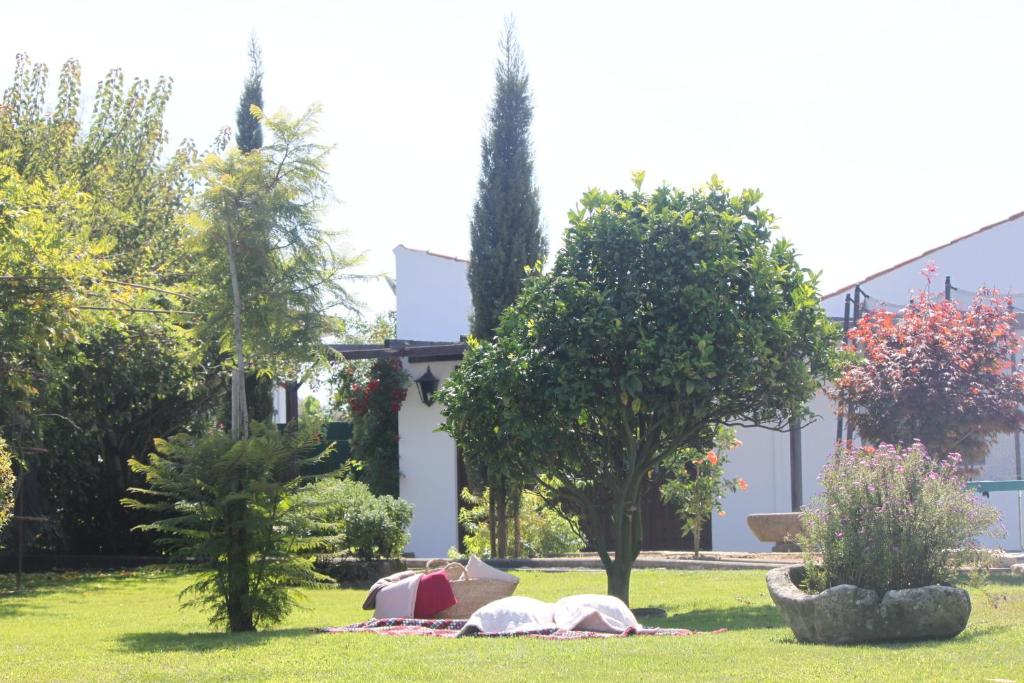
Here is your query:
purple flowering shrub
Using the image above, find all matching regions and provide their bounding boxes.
[799,442,1000,593]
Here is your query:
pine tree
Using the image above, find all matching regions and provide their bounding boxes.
[467,18,545,339]
[465,18,545,557]
[235,35,263,153]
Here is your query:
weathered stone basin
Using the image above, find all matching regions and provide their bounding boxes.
[746,512,803,551]
[766,565,971,644]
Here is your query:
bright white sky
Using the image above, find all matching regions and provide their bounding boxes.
[7,0,1024,320]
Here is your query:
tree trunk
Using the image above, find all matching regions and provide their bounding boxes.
[225,499,254,632]
[225,228,249,441]
[606,557,632,606]
[493,482,508,558]
[692,525,702,560]
[512,488,522,558]
[488,489,497,558]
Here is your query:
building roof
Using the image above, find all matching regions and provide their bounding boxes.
[821,209,1024,303]
[395,244,469,264]
[329,339,467,363]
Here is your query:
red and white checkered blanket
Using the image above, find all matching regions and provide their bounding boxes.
[320,618,724,640]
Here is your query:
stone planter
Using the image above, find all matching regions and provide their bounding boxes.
[746,512,803,551]
[766,565,971,644]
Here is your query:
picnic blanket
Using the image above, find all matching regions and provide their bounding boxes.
[319,618,725,640]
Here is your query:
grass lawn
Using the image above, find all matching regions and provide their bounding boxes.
[2,567,1023,682]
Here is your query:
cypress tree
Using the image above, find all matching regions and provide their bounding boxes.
[235,35,263,153]
[466,18,545,557]
[468,18,545,339]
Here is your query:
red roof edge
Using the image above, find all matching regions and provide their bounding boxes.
[821,209,1024,302]
[396,244,469,264]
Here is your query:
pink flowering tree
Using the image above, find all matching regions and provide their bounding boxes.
[833,275,1024,470]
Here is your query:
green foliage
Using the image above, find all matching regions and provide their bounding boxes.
[295,477,412,561]
[193,106,359,386]
[454,487,584,558]
[442,176,838,603]
[467,17,545,339]
[661,428,746,558]
[799,443,1000,593]
[0,436,13,536]
[235,36,264,153]
[0,54,202,554]
[123,423,337,631]
[331,358,408,496]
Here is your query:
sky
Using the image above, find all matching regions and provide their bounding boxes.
[6,0,1024,320]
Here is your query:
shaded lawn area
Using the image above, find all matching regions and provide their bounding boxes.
[1,568,1023,682]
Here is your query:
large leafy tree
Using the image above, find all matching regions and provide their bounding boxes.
[833,286,1024,469]
[0,55,202,552]
[442,176,837,603]
[194,106,359,441]
[465,18,546,557]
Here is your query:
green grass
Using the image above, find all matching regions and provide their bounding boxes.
[2,567,1023,682]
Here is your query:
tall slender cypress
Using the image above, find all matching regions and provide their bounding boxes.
[235,35,264,153]
[466,18,545,557]
[468,18,545,339]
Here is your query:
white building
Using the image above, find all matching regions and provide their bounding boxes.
[346,215,1024,556]
[717,210,1024,552]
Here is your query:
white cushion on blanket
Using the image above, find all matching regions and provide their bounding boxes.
[459,596,554,635]
[465,555,519,583]
[552,594,639,633]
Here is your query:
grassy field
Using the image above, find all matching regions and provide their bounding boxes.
[2,567,1023,682]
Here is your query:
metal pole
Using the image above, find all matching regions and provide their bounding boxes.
[845,287,863,442]
[15,477,23,592]
[836,294,853,442]
[789,414,803,511]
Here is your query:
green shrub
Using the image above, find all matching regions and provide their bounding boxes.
[0,436,14,536]
[455,488,584,558]
[799,442,1000,593]
[123,424,337,631]
[296,477,412,560]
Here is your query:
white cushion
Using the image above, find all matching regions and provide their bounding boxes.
[458,596,554,635]
[465,555,519,584]
[373,573,420,619]
[552,594,640,633]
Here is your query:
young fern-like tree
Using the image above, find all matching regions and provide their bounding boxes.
[123,424,337,631]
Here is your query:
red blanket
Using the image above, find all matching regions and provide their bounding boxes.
[320,618,724,640]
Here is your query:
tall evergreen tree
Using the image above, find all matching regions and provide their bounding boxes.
[465,19,545,557]
[235,35,263,153]
[468,18,545,339]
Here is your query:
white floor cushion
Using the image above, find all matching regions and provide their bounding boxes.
[552,594,640,633]
[458,596,554,635]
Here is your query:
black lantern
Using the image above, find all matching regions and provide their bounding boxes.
[414,366,439,406]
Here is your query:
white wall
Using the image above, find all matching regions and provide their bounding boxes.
[822,212,1024,317]
[714,390,1022,551]
[398,359,460,557]
[714,391,837,550]
[394,245,472,342]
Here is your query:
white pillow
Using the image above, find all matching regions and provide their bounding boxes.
[552,594,640,633]
[465,555,519,584]
[458,596,554,635]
